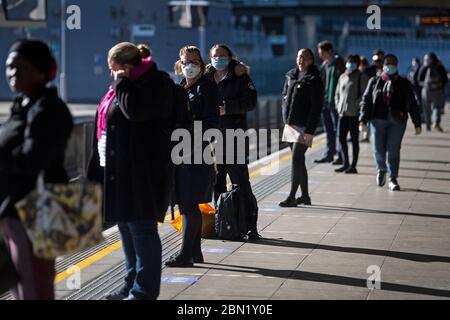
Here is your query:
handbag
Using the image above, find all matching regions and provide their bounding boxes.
[0,233,20,293]
[170,203,217,238]
[15,175,104,259]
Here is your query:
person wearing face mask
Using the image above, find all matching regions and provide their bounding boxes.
[360,54,422,191]
[279,48,324,207]
[165,46,220,267]
[87,42,176,300]
[418,52,448,132]
[0,39,73,300]
[205,44,260,240]
[334,55,369,174]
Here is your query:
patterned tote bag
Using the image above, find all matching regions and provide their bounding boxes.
[15,175,104,259]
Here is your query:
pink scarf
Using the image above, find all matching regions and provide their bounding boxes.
[96,57,154,140]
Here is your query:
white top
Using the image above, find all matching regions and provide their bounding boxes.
[98,130,107,168]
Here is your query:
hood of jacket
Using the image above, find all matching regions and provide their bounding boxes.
[206,59,250,79]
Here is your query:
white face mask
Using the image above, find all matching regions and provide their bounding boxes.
[182,63,201,79]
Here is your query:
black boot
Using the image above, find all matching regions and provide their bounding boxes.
[279,197,298,207]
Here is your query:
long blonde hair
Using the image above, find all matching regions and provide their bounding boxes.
[108,42,151,66]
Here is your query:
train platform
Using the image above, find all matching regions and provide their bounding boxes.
[1,103,450,301]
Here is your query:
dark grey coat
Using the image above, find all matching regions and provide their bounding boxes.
[175,76,220,208]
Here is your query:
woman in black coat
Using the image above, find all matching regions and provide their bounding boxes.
[165,46,220,267]
[279,48,324,207]
[206,44,260,239]
[0,40,73,300]
[87,43,175,300]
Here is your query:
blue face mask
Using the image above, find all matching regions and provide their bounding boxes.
[346,62,357,72]
[211,57,230,71]
[383,65,398,76]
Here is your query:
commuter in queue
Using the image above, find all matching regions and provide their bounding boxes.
[334,54,369,174]
[87,43,175,300]
[314,41,345,165]
[165,46,220,268]
[279,48,324,207]
[360,54,422,191]
[206,44,260,240]
[0,39,73,300]
[418,52,448,132]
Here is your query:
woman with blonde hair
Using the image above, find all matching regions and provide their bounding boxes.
[165,46,220,267]
[87,42,175,300]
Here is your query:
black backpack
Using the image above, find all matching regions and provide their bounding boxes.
[215,185,247,241]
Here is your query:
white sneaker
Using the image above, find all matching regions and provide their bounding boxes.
[389,178,400,191]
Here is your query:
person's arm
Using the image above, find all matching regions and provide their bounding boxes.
[334,76,341,107]
[417,66,427,87]
[0,107,73,175]
[305,76,324,135]
[359,77,375,124]
[335,56,345,78]
[438,64,448,86]
[357,73,370,107]
[87,112,104,183]
[199,81,220,131]
[113,73,173,122]
[223,74,257,115]
[282,75,289,98]
[405,80,422,128]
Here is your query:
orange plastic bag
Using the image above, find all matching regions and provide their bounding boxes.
[170,203,216,238]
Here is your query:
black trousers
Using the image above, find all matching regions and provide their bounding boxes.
[288,143,309,199]
[178,204,202,260]
[338,116,360,168]
[214,163,258,232]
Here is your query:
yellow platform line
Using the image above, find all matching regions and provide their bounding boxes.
[55,241,122,284]
[54,135,326,285]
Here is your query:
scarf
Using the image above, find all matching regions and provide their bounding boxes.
[96,57,154,140]
[381,72,398,107]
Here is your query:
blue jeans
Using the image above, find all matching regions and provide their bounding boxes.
[117,220,161,300]
[370,119,407,179]
[321,105,341,160]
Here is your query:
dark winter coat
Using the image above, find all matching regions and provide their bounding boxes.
[418,62,448,92]
[87,64,175,223]
[205,60,257,164]
[175,75,220,208]
[359,75,422,128]
[281,65,324,135]
[0,87,73,219]
[205,60,257,132]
